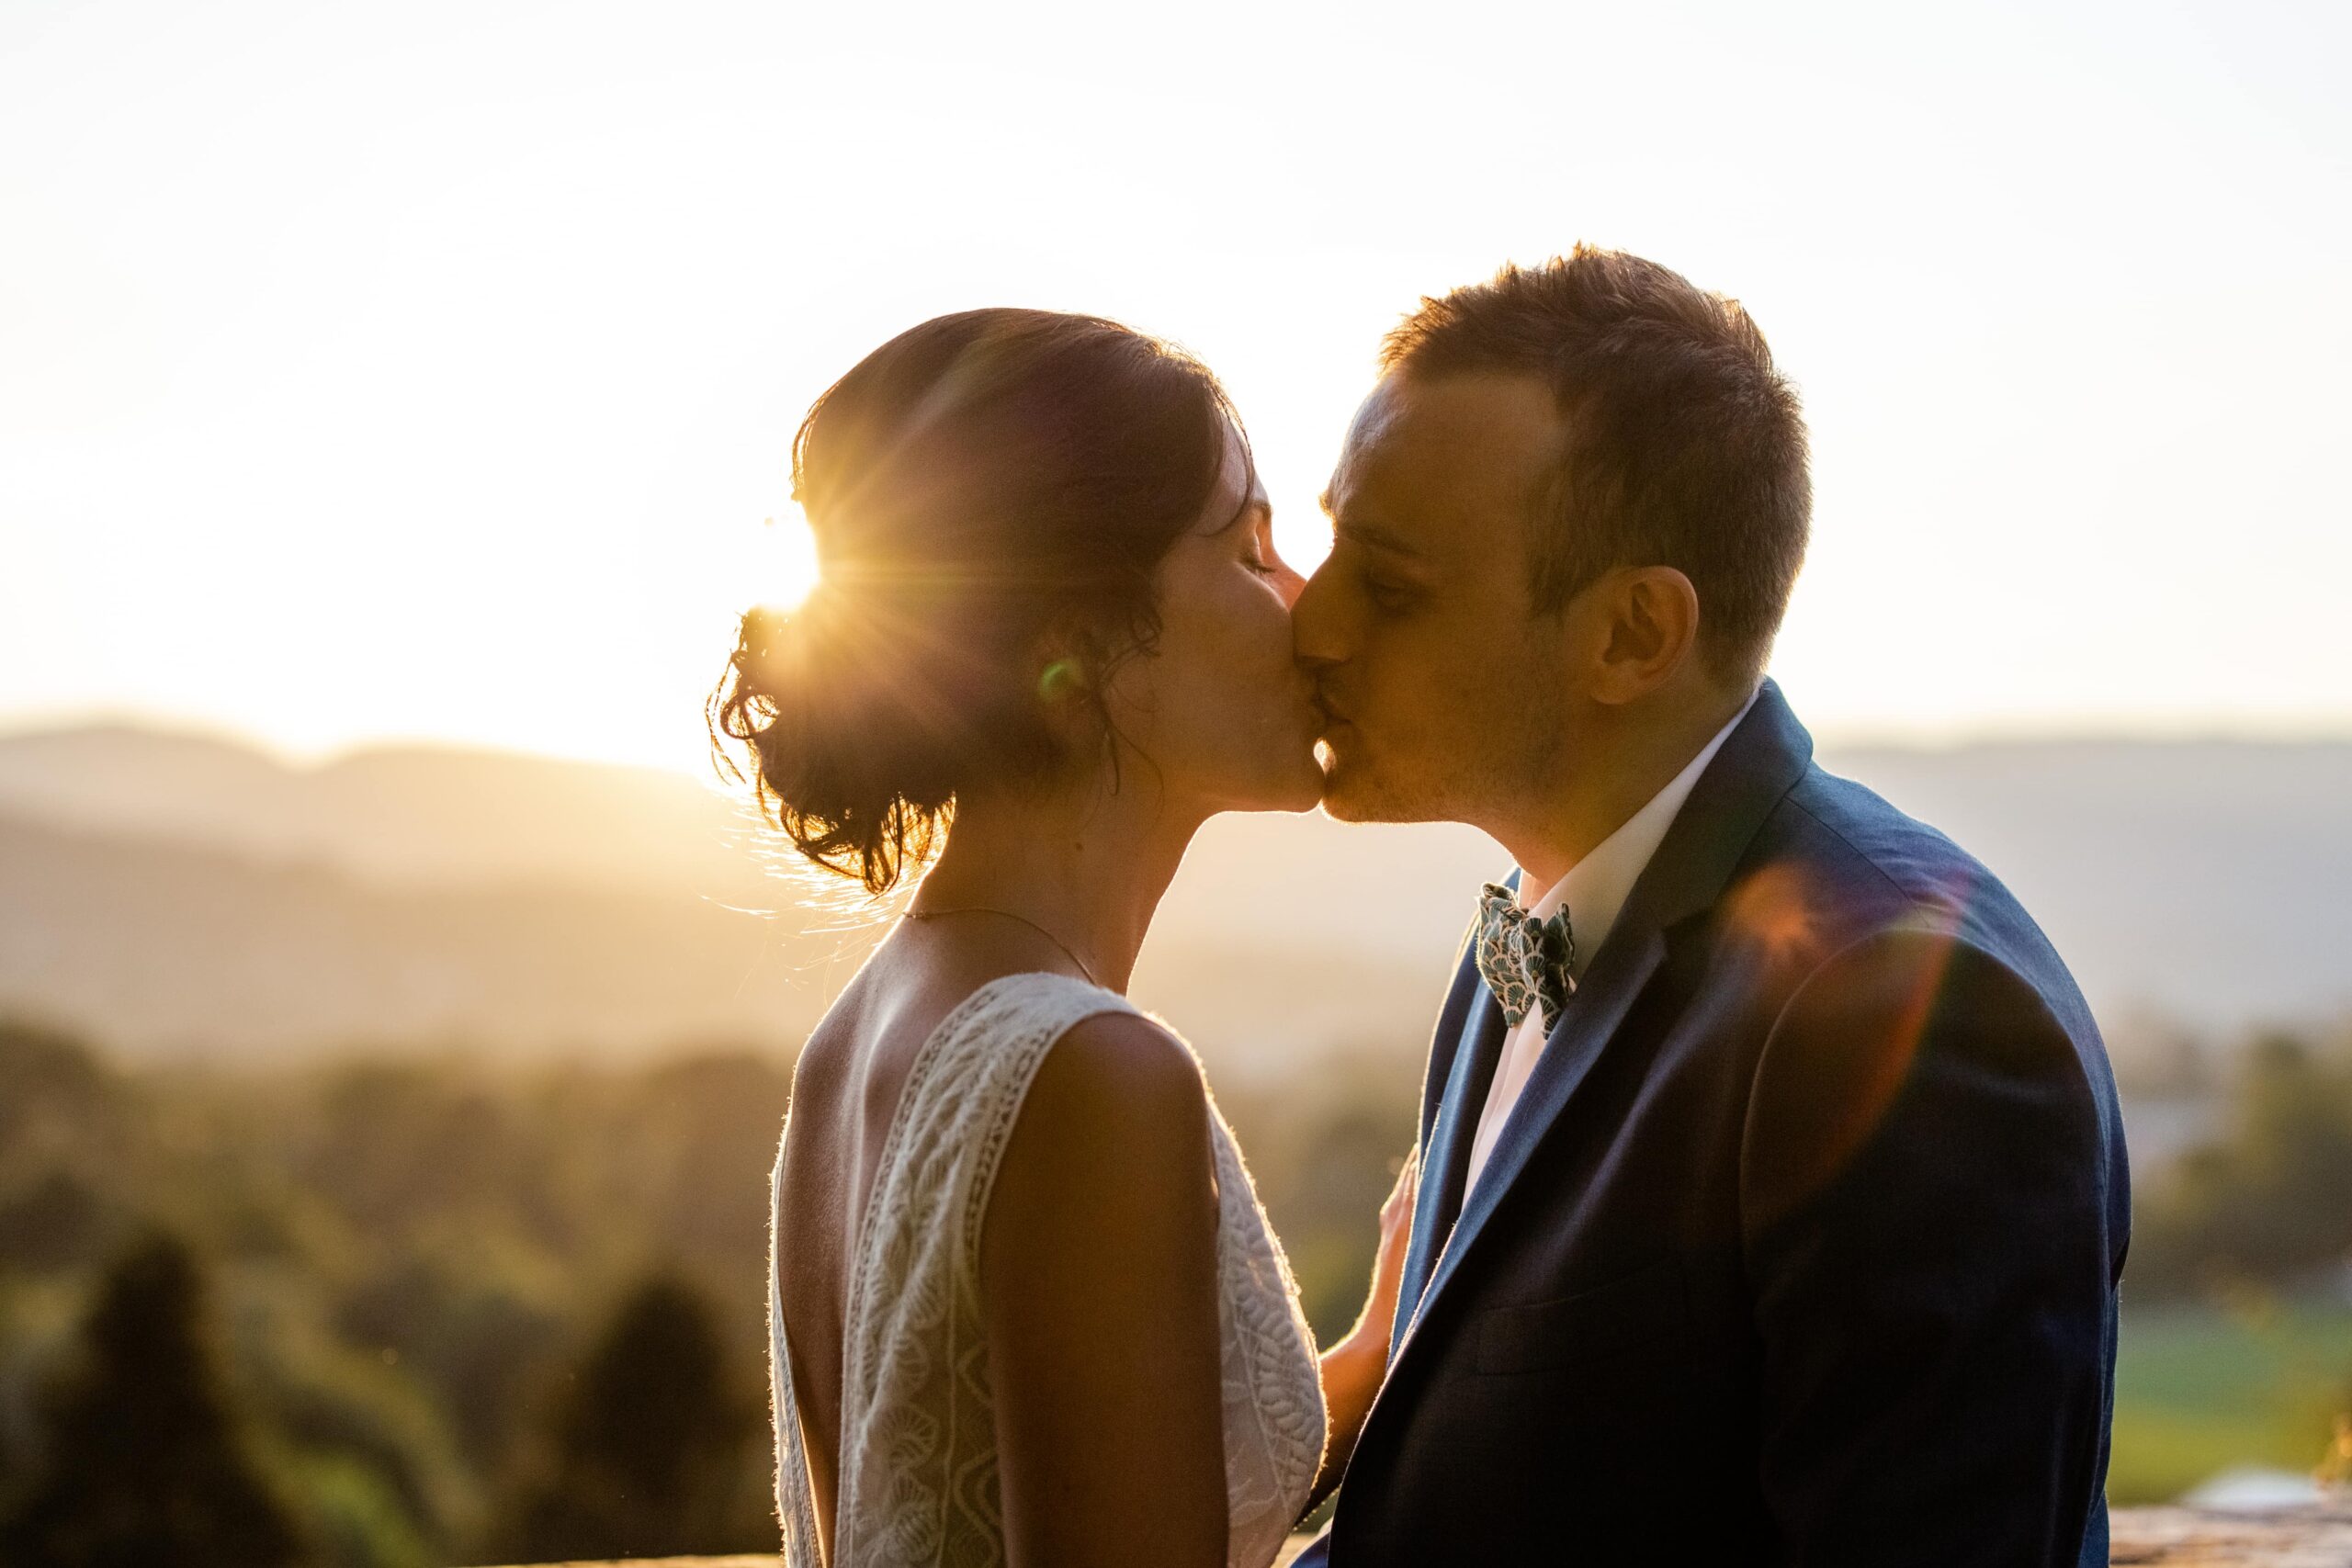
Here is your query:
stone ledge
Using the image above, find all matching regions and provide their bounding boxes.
[2109,1505,2352,1565]
[474,1504,2352,1567]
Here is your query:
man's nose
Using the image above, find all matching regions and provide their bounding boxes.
[1291,561,1342,671]
[1272,559,1307,611]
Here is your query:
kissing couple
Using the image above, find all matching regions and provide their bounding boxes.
[729,246,2132,1567]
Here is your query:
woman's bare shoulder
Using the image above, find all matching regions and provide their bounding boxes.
[1031,1009,1207,1134]
[985,1009,1214,1244]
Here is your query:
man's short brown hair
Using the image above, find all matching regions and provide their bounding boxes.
[1382,245,1810,688]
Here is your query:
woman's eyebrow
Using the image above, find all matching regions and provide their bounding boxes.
[1215,468,1270,534]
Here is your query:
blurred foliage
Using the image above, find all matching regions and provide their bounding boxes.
[2104,1026,2352,1501]
[2129,1029,2352,1301]
[0,1226,308,1567]
[1217,1043,1421,1345]
[0,1018,796,1566]
[493,1273,768,1561]
[0,1013,1419,1564]
[3,1009,2347,1560]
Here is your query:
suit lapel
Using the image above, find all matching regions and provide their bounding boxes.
[1394,970,1507,1351]
[1401,927,1669,1346]
[1386,678,1818,1366]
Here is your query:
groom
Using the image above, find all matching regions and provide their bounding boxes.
[1288,248,2130,1564]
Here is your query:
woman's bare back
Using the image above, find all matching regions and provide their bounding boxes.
[764,933,1327,1568]
[773,935,1027,1548]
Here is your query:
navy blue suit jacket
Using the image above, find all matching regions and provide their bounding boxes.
[1299,679,2130,1566]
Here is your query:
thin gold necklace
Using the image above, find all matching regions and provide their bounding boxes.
[902,905,1103,988]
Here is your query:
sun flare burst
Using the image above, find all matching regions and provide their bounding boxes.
[754,511,821,616]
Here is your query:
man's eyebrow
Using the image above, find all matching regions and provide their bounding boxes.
[1320,483,1423,557]
[1330,510,1424,559]
[1345,522,1424,558]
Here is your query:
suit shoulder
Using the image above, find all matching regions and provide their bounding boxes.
[1724,764,2101,1043]
[1773,765,1993,918]
[1754,768,2036,951]
[1741,919,2127,1235]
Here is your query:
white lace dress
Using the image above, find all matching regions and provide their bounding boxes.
[768,972,1327,1568]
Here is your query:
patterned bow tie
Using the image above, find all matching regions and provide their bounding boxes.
[1473,881,1577,1032]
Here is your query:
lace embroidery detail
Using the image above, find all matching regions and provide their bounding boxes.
[771,973,1325,1568]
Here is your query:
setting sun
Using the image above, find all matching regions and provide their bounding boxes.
[752,512,821,617]
[2,1,2345,773]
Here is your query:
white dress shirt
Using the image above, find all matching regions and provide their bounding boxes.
[1461,686,1760,1197]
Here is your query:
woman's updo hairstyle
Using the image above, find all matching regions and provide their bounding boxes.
[711,308,1243,895]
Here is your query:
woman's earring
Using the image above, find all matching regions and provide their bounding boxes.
[1037,658,1083,702]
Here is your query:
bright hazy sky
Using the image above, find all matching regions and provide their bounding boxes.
[4,0,2346,773]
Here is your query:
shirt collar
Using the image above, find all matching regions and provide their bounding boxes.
[1520,684,1760,976]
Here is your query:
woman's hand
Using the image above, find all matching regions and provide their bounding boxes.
[1312,1145,1421,1495]
[1359,1144,1420,1351]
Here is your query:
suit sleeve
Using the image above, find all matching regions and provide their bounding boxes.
[1740,921,2116,1567]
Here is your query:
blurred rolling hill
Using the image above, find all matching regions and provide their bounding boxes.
[2,721,2347,1073]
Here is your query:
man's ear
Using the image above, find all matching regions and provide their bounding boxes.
[1589,566,1701,705]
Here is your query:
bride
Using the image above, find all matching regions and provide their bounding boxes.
[714,308,1417,1568]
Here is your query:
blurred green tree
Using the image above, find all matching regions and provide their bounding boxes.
[0,1228,309,1567]
[0,1021,134,1278]
[494,1269,771,1561]
[2132,1031,2352,1298]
